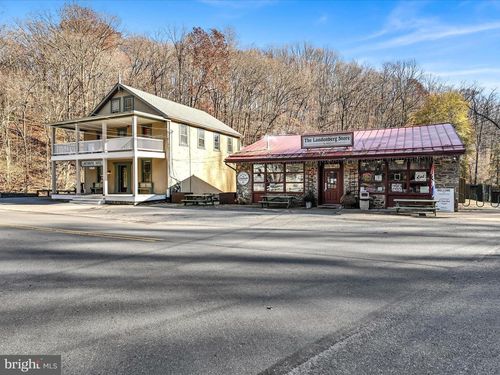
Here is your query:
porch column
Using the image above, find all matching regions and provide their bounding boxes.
[132,115,139,197]
[75,124,80,154]
[75,160,81,194]
[51,161,57,195]
[51,126,57,195]
[102,159,108,196]
[102,122,108,196]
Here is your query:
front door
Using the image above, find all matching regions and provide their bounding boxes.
[322,166,343,204]
[115,163,131,194]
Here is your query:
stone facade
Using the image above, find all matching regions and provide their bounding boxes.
[305,161,319,198]
[235,162,253,204]
[234,155,461,209]
[433,155,461,211]
[343,160,358,196]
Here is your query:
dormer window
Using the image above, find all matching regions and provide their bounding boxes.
[111,98,121,113]
[124,96,134,111]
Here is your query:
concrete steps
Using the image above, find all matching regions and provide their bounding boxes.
[70,195,105,205]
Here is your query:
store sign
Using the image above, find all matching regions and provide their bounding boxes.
[391,183,403,193]
[435,188,454,212]
[237,171,250,186]
[81,160,102,167]
[301,132,353,149]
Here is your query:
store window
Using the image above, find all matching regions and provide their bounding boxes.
[253,163,304,194]
[141,159,152,183]
[359,160,386,193]
[388,158,432,194]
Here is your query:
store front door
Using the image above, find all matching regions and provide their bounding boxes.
[115,163,131,194]
[322,164,343,204]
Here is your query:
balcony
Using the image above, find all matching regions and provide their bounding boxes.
[53,137,164,156]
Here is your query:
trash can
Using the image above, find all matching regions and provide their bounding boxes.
[359,190,370,211]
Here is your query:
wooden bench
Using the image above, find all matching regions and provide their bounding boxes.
[394,198,438,217]
[181,194,216,206]
[259,195,297,209]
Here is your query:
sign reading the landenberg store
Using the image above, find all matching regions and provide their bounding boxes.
[301,132,354,149]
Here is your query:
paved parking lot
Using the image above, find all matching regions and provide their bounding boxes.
[0,198,499,374]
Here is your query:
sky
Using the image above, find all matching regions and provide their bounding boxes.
[1,0,500,89]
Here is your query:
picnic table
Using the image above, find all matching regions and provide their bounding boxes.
[394,198,438,216]
[259,195,298,209]
[181,193,216,206]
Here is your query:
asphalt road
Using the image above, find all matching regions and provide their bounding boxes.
[0,199,498,374]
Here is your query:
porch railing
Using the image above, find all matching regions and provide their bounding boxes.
[53,142,77,155]
[137,137,164,151]
[80,139,103,153]
[107,137,133,152]
[52,137,164,155]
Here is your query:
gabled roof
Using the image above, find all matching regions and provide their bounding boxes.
[90,83,241,138]
[226,123,465,163]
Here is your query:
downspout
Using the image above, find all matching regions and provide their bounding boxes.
[166,119,171,199]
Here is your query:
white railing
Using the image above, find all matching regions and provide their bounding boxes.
[53,142,77,155]
[53,137,164,155]
[137,137,164,151]
[79,139,103,153]
[107,137,133,152]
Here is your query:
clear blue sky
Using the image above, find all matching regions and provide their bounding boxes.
[1,0,500,89]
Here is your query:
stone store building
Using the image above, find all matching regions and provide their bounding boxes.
[225,123,465,210]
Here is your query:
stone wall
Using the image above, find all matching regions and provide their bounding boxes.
[343,160,358,196]
[434,155,461,211]
[235,163,253,204]
[305,161,319,198]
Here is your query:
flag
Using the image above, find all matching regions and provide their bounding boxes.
[431,163,436,198]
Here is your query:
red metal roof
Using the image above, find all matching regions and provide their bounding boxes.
[226,123,466,163]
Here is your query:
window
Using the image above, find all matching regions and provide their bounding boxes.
[117,127,128,137]
[387,158,432,195]
[213,133,220,151]
[252,163,304,194]
[227,137,234,153]
[359,160,386,193]
[198,129,205,149]
[111,98,121,113]
[141,159,152,183]
[142,125,152,137]
[123,96,134,111]
[179,125,188,146]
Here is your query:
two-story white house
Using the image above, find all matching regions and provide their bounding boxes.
[49,83,241,204]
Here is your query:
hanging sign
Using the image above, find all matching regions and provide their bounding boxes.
[81,160,103,167]
[301,132,354,149]
[435,188,454,212]
[237,171,250,186]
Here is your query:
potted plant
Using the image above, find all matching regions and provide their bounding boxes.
[303,190,316,209]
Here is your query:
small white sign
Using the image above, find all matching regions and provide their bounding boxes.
[237,171,250,186]
[434,188,454,212]
[391,183,403,192]
[301,132,353,149]
[81,160,103,167]
[415,171,427,181]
